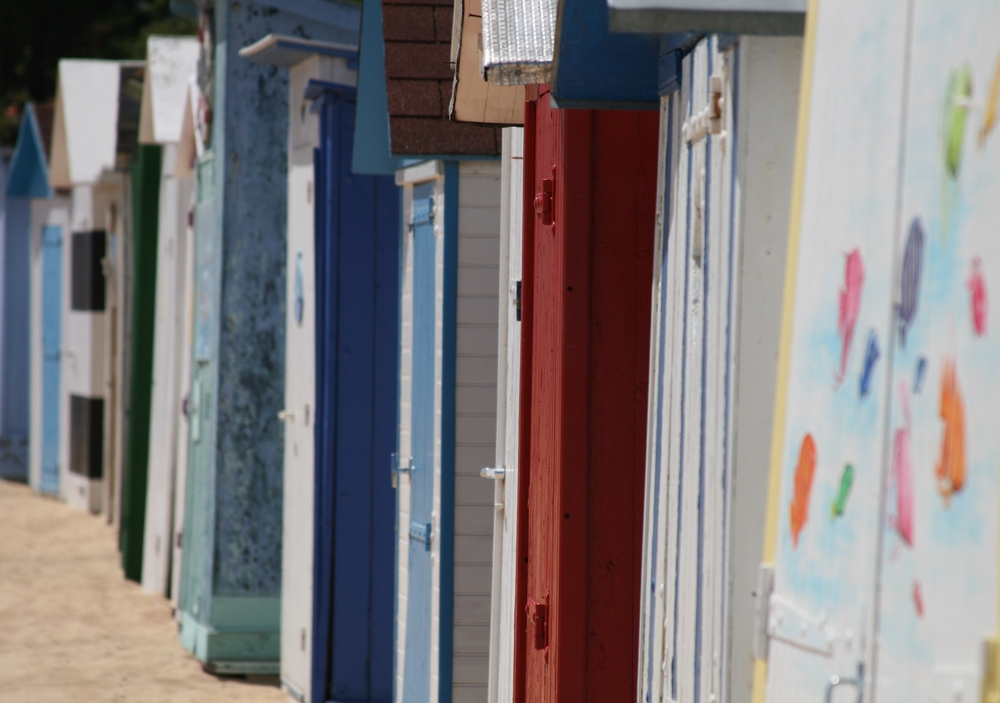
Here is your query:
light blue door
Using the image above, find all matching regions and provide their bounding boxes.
[40,225,61,494]
[403,190,436,702]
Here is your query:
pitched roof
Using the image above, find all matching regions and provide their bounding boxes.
[6,103,52,199]
[382,0,500,155]
[139,36,200,145]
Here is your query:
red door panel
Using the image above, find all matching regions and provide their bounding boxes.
[516,88,658,703]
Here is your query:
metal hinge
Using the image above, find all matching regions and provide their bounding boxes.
[391,452,413,488]
[513,280,522,322]
[409,521,432,550]
[754,564,834,660]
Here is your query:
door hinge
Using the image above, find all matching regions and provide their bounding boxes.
[533,178,554,226]
[754,564,834,660]
[512,280,522,322]
[391,452,413,488]
[409,521,432,550]
[526,593,548,652]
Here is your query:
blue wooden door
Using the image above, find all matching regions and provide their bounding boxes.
[40,224,62,494]
[310,82,397,703]
[402,188,437,702]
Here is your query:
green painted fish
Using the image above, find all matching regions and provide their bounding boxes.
[831,463,854,519]
[945,65,973,179]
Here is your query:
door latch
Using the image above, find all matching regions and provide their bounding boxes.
[526,593,548,652]
[480,467,505,479]
[409,521,432,550]
[826,663,864,703]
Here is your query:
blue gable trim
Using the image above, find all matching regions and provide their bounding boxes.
[658,32,702,95]
[6,104,52,199]
[258,0,361,33]
[352,0,394,175]
[551,0,659,109]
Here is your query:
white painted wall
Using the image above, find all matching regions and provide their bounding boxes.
[279,53,356,702]
[142,143,195,595]
[486,127,522,703]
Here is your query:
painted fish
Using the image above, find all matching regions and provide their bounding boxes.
[914,357,927,394]
[790,434,817,548]
[831,463,854,519]
[890,382,915,547]
[980,54,1000,149]
[837,250,865,384]
[936,360,966,503]
[945,65,972,178]
[859,330,879,398]
[898,219,924,346]
[968,257,987,336]
[913,581,924,618]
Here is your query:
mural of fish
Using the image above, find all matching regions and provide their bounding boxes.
[945,65,972,179]
[831,463,854,519]
[891,383,915,547]
[898,219,924,346]
[936,360,966,503]
[837,249,865,384]
[790,434,817,548]
[980,54,1000,149]
[968,257,987,336]
[859,329,880,398]
[914,356,927,393]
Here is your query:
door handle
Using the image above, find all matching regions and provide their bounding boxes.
[826,663,864,703]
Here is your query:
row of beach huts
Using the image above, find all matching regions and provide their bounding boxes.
[2,0,1000,702]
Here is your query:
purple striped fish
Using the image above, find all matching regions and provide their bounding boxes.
[898,218,925,346]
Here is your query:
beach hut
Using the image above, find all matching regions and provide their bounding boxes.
[591,2,809,699]
[455,1,662,700]
[133,35,199,595]
[48,59,143,514]
[175,0,360,674]
[357,0,507,697]
[743,1,1000,701]
[240,32,398,702]
[8,104,73,496]
[2,106,53,481]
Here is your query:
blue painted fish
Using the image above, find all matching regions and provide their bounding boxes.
[898,219,924,347]
[914,357,927,393]
[859,329,879,398]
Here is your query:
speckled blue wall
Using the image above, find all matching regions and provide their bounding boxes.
[179,0,359,640]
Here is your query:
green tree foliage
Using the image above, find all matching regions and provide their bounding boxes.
[0,0,196,145]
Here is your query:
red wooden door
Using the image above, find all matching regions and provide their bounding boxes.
[515,88,659,703]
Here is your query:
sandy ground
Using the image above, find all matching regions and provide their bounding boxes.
[0,479,289,703]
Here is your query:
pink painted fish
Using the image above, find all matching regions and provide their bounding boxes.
[837,249,865,384]
[968,257,987,336]
[890,382,915,547]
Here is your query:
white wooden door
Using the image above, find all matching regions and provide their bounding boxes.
[486,127,523,703]
[638,35,802,703]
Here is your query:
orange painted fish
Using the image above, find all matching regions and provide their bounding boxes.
[790,434,817,548]
[936,360,966,503]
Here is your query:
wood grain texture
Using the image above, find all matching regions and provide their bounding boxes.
[519,91,657,703]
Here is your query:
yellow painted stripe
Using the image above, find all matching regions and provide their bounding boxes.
[751,0,822,702]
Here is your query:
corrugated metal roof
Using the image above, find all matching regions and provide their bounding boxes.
[481,0,557,85]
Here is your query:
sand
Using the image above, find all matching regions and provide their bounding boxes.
[0,479,289,703]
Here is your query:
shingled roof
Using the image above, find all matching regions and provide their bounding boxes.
[382,0,501,155]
